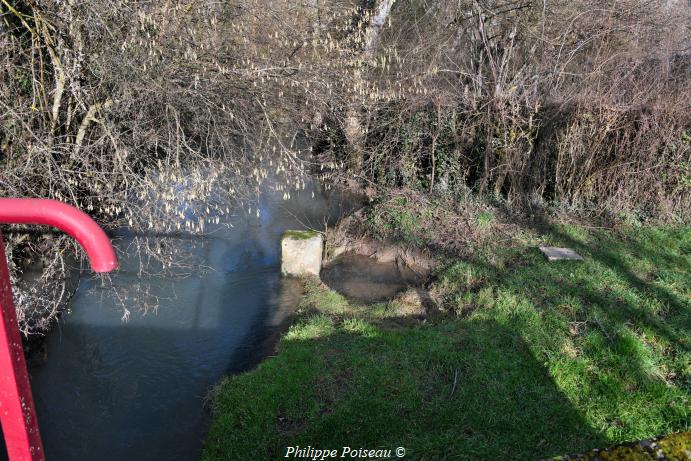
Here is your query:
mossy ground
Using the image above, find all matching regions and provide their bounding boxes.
[204,221,690,460]
[283,229,321,240]
[551,431,691,460]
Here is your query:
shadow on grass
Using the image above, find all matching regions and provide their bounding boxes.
[528,214,689,352]
[203,318,607,460]
[439,220,689,441]
[204,221,689,460]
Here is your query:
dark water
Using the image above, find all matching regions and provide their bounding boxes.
[17,183,356,461]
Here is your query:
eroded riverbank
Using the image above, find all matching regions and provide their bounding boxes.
[203,196,690,459]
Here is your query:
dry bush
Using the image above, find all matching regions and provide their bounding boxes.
[1,0,689,333]
[0,0,340,333]
[311,0,691,219]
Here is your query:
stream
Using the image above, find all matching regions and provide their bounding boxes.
[14,181,356,460]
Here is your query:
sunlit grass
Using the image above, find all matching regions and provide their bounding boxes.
[204,225,690,460]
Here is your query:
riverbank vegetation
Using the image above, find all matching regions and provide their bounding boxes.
[2,0,690,334]
[1,0,323,332]
[310,0,690,218]
[1,0,689,457]
[204,220,689,459]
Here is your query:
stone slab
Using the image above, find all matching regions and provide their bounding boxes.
[281,230,323,277]
[539,246,583,261]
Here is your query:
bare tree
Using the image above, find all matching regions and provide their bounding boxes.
[1,0,689,334]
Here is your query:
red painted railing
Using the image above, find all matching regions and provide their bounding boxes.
[0,199,118,460]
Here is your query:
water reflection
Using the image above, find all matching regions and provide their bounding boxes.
[18,182,360,461]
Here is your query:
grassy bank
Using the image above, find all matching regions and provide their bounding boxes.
[203,223,689,460]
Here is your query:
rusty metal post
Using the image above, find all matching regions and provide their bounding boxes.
[0,199,118,460]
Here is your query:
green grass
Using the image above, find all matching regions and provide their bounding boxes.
[203,225,690,460]
[475,211,494,231]
[366,195,433,245]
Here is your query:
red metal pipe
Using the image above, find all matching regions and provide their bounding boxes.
[0,199,118,460]
[0,234,44,461]
[0,199,118,272]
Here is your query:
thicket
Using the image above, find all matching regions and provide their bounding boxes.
[311,0,691,218]
[0,0,329,332]
[1,0,689,333]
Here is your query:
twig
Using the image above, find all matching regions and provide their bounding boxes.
[450,369,459,397]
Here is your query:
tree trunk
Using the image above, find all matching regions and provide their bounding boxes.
[365,0,396,55]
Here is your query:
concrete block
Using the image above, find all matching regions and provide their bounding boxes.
[281,230,323,277]
[539,246,583,261]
